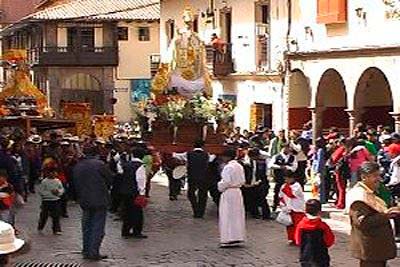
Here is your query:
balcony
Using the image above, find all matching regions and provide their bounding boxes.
[28,46,118,66]
[206,43,234,76]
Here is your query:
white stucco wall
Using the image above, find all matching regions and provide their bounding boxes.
[114,21,160,122]
[159,0,287,130]
[291,0,400,52]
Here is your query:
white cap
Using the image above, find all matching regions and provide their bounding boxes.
[0,221,24,255]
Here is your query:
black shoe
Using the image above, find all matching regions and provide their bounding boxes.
[84,254,108,261]
[133,234,148,239]
[122,233,134,239]
[251,214,261,219]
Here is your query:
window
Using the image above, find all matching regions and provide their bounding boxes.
[166,19,175,45]
[193,15,199,33]
[138,27,150,41]
[261,5,269,24]
[80,27,95,47]
[150,54,161,77]
[67,27,95,48]
[317,0,347,24]
[118,27,129,41]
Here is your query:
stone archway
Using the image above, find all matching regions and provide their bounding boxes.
[315,69,348,136]
[288,70,311,129]
[354,67,393,128]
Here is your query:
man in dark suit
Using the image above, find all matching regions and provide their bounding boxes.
[247,149,271,219]
[187,140,209,218]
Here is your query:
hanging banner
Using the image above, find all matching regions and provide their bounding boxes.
[131,79,151,102]
[93,115,116,140]
[62,102,93,136]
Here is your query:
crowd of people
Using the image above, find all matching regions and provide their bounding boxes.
[0,120,399,265]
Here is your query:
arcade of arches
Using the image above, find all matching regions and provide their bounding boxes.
[288,67,396,137]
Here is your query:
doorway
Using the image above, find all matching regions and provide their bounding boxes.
[250,103,272,131]
[220,7,232,43]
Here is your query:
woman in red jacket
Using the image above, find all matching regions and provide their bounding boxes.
[330,139,349,209]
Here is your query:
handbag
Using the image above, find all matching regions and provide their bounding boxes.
[276,211,293,226]
[133,195,148,208]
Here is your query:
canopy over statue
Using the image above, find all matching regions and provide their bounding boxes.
[152,6,212,99]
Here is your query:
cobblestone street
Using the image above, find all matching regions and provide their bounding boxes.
[12,175,400,267]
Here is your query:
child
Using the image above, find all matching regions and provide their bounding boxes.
[37,162,64,235]
[279,170,305,245]
[0,170,14,224]
[295,199,335,267]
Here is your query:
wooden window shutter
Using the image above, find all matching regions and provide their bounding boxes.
[317,0,347,24]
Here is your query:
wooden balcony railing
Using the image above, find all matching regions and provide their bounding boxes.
[205,43,234,76]
[28,46,118,66]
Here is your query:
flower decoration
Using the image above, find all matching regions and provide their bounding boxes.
[215,99,235,123]
[159,96,188,126]
[189,94,216,122]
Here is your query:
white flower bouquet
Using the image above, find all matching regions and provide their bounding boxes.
[189,94,216,123]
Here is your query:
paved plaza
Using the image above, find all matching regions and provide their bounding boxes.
[12,175,400,267]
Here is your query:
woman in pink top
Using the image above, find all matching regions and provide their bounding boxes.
[345,138,373,187]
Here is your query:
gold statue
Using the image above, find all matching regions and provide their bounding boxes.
[152,5,212,99]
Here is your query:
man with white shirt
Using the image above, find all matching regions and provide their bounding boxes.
[119,148,147,239]
[269,144,298,212]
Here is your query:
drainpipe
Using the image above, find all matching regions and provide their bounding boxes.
[281,0,292,132]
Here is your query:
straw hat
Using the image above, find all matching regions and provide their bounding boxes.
[60,141,70,146]
[95,137,106,145]
[70,136,80,142]
[62,133,73,141]
[27,135,42,144]
[0,221,24,255]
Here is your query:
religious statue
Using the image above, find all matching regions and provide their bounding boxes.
[152,6,212,99]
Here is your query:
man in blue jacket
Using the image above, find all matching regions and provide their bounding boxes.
[73,144,113,261]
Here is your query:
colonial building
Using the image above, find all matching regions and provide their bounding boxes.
[286,0,400,136]
[160,0,288,131]
[0,0,44,85]
[1,0,160,122]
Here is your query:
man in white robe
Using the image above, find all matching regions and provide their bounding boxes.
[218,148,246,247]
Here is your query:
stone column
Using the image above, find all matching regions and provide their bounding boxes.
[345,109,358,137]
[390,112,400,133]
[309,107,323,143]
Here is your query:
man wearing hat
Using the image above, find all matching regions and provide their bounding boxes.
[245,148,271,220]
[269,143,298,212]
[25,135,42,194]
[0,221,25,266]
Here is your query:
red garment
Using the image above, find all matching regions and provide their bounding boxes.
[388,143,400,158]
[294,216,335,248]
[335,171,346,209]
[58,172,68,184]
[324,132,338,141]
[282,183,296,199]
[287,211,305,242]
[331,146,346,165]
